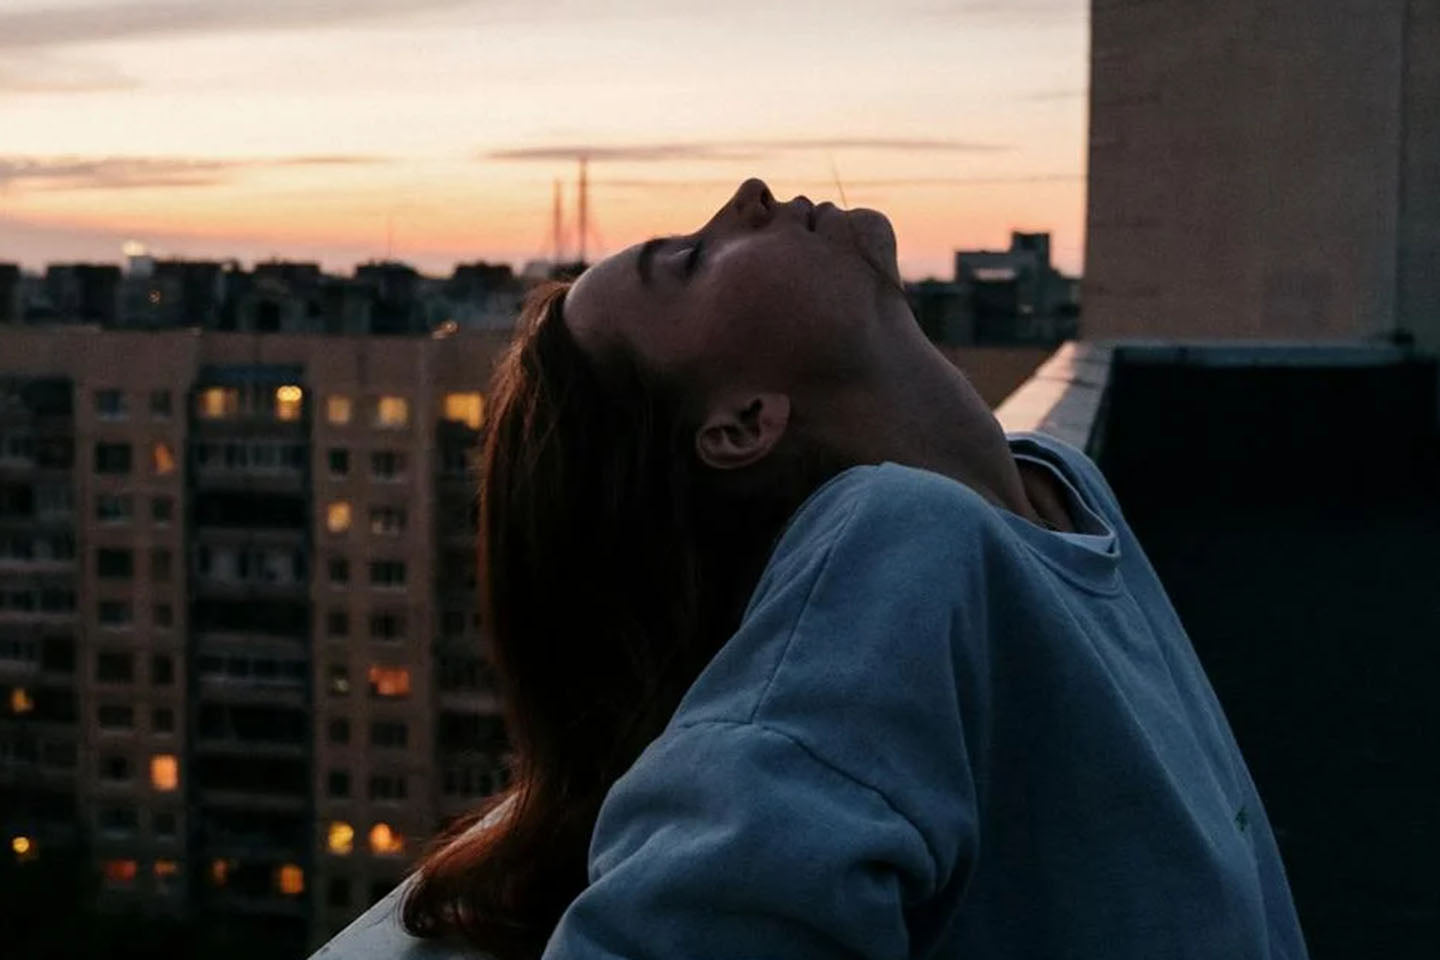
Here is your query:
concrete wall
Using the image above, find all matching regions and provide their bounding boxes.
[1085,0,1434,345]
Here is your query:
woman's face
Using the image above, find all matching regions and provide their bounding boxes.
[564,177,906,397]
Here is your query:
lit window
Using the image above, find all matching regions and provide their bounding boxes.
[276,863,305,896]
[197,387,239,420]
[11,835,34,859]
[443,392,485,430]
[153,859,179,878]
[374,396,409,428]
[367,666,411,699]
[152,442,176,476]
[327,821,355,856]
[150,754,179,792]
[327,395,352,425]
[368,822,405,856]
[10,687,33,715]
[275,385,303,422]
[209,858,233,886]
[326,501,352,534]
[101,858,138,886]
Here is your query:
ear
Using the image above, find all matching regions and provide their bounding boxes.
[694,392,791,471]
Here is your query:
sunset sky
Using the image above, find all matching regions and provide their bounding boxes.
[0,0,1089,280]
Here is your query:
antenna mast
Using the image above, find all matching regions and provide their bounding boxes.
[577,155,589,264]
[551,178,565,263]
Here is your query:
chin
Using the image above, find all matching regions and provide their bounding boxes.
[846,208,902,287]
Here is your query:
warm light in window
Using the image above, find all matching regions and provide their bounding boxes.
[327,395,353,424]
[150,754,179,792]
[152,442,176,476]
[327,821,354,856]
[11,835,31,856]
[210,858,232,886]
[102,858,138,885]
[443,392,486,430]
[276,863,305,895]
[197,386,239,420]
[326,501,352,533]
[375,396,409,428]
[153,859,179,877]
[275,385,303,422]
[368,666,411,698]
[368,822,405,856]
[10,687,33,715]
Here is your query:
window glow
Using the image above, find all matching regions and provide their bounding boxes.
[197,387,239,420]
[10,687,33,715]
[327,821,355,856]
[210,858,233,886]
[326,501,352,534]
[152,442,176,476]
[368,822,405,856]
[327,395,353,424]
[275,385,303,422]
[102,858,138,885]
[443,392,485,430]
[277,863,305,895]
[367,666,411,698]
[11,835,31,856]
[150,754,179,792]
[153,859,179,877]
[375,396,409,428]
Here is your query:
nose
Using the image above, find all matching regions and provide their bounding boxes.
[730,177,774,227]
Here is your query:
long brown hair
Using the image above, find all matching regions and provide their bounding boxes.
[402,280,848,957]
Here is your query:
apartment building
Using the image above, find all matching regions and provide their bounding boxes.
[0,326,510,952]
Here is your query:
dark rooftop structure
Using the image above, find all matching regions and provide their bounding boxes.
[999,341,1440,958]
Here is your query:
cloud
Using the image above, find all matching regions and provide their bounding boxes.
[0,0,482,50]
[0,154,390,191]
[0,55,139,93]
[592,174,1082,189]
[487,137,1010,163]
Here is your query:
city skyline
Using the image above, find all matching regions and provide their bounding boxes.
[0,0,1088,278]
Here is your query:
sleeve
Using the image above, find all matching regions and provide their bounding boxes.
[539,719,938,960]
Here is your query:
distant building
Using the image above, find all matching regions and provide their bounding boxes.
[1085,0,1439,349]
[36,265,123,327]
[0,264,20,326]
[906,232,1079,346]
[0,327,510,955]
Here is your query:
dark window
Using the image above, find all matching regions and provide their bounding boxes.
[96,650,134,682]
[152,707,175,733]
[96,494,132,523]
[94,389,126,418]
[154,603,173,628]
[328,448,349,476]
[153,811,177,836]
[327,876,351,908]
[151,496,173,524]
[368,773,407,801]
[151,548,172,582]
[328,557,349,584]
[327,610,349,637]
[368,561,405,587]
[151,654,174,685]
[328,717,351,744]
[101,754,130,781]
[370,451,404,479]
[97,704,135,729]
[98,600,132,627]
[99,806,138,833]
[328,664,350,696]
[369,612,404,641]
[369,881,393,907]
[41,635,75,673]
[149,389,172,417]
[370,721,408,748]
[327,769,350,797]
[441,610,465,637]
[96,548,133,579]
[94,442,132,474]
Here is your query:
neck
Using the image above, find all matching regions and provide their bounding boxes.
[805,335,1043,526]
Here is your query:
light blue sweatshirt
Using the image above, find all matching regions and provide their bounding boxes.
[311,431,1309,960]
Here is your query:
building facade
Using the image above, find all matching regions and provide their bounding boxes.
[0,327,509,952]
[1085,0,1439,349]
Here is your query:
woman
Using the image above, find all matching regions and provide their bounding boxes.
[312,178,1309,960]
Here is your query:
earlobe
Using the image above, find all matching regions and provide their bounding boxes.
[694,393,791,471]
